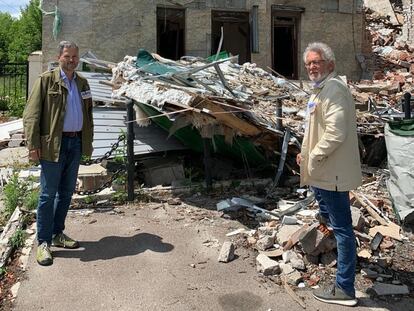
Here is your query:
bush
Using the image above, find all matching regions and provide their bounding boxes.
[7,96,26,117]
[3,173,22,218]
[2,172,39,220]
[23,189,39,211]
[9,229,27,249]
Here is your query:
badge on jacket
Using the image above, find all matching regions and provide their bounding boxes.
[81,90,92,99]
[307,101,317,114]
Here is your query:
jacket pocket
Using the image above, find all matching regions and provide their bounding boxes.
[47,90,62,104]
[307,153,326,178]
[40,135,50,157]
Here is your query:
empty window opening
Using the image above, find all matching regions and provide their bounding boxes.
[272,12,300,79]
[157,8,185,60]
[211,11,251,64]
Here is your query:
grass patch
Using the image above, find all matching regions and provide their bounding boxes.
[9,229,27,249]
[2,172,38,224]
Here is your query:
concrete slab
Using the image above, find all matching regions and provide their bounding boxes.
[364,0,399,25]
[0,147,28,167]
[78,164,107,176]
[0,119,23,141]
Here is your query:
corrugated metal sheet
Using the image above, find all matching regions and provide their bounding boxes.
[78,71,186,158]
[78,71,125,104]
[92,107,186,159]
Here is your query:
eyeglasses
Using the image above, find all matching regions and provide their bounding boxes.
[304,60,326,68]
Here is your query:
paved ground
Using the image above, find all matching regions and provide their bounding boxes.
[11,199,414,311]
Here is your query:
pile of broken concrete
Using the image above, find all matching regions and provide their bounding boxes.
[216,175,411,298]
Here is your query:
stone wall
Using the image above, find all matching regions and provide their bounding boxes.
[42,0,364,80]
[402,0,414,45]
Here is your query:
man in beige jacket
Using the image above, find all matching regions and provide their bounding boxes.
[298,42,362,306]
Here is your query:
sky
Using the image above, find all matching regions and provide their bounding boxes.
[0,0,30,18]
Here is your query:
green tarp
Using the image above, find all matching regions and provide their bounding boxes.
[387,119,414,136]
[136,49,230,75]
[206,51,230,62]
[135,49,181,75]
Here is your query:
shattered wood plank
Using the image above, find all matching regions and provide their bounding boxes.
[369,223,401,241]
[195,97,261,136]
[283,225,309,251]
[164,101,202,114]
[359,193,390,222]
[283,277,306,309]
[260,249,284,258]
[351,191,388,226]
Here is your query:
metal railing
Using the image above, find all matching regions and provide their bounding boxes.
[0,62,29,110]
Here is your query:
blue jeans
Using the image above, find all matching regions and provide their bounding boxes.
[312,187,356,297]
[37,136,81,244]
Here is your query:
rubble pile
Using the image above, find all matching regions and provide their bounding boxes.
[216,174,412,297]
[110,51,306,158]
[106,21,414,298]
[351,5,414,115]
[109,50,402,171]
[108,11,414,167]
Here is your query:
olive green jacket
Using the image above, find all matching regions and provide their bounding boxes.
[23,67,94,162]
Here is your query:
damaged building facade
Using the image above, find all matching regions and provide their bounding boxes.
[41,0,365,80]
[403,0,414,44]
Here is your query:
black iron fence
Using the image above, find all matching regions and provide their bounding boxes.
[0,62,29,114]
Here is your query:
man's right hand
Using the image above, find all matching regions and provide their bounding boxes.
[296,153,302,166]
[29,149,41,162]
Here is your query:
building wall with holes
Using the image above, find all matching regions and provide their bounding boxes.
[41,0,364,80]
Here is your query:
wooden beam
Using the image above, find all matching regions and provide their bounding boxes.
[193,96,261,136]
[351,191,388,226]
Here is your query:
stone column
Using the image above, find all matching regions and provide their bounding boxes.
[28,51,43,95]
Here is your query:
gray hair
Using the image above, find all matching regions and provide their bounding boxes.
[58,41,78,55]
[303,42,335,64]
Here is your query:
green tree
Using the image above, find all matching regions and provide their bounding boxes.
[0,13,14,63]
[8,0,42,62]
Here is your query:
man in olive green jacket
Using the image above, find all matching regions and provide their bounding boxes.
[298,42,361,307]
[23,41,93,266]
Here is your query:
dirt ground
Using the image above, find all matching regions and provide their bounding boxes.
[2,189,414,311]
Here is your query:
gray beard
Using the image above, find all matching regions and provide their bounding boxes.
[311,71,329,84]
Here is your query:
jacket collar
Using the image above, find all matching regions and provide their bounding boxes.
[52,67,67,89]
[311,71,337,91]
[52,67,83,90]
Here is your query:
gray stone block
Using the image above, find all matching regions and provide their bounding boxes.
[256,236,274,251]
[256,254,280,276]
[351,206,365,230]
[276,225,301,246]
[287,270,303,286]
[371,283,409,296]
[218,241,235,263]
[320,251,337,266]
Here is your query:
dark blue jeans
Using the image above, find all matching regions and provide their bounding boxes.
[37,136,81,245]
[312,187,356,297]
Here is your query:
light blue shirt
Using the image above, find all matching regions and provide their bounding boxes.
[60,69,83,132]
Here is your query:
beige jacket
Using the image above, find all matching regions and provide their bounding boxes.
[300,72,362,191]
